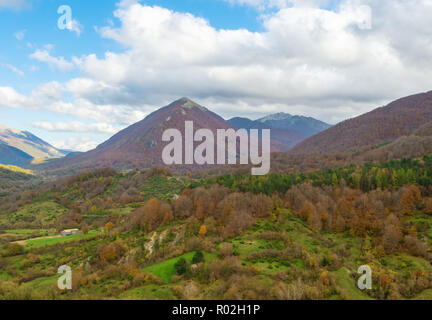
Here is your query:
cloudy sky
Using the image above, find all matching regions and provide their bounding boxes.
[0,0,432,151]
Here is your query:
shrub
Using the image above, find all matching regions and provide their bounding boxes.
[6,243,24,256]
[218,243,234,259]
[174,257,188,275]
[97,242,124,264]
[192,250,204,264]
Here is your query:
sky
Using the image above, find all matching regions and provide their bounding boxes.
[0,0,432,152]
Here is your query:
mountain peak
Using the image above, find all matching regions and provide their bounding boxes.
[258,112,293,122]
[171,97,208,112]
[0,124,22,135]
[49,97,235,170]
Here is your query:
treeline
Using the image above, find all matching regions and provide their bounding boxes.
[197,156,432,195]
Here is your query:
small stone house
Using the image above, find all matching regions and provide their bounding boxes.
[61,229,79,237]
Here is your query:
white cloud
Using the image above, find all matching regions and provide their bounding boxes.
[14,29,26,40]
[0,0,29,10]
[2,63,24,77]
[224,0,330,10]
[43,99,147,125]
[0,87,28,108]
[33,121,122,134]
[0,82,146,125]
[52,137,99,152]
[30,81,65,105]
[67,19,83,37]
[0,81,63,109]
[5,0,432,126]
[64,1,432,123]
[30,49,74,72]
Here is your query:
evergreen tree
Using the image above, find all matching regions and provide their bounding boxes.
[174,257,188,275]
[192,250,204,264]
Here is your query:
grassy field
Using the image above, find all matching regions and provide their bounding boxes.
[119,284,178,300]
[414,289,432,300]
[143,251,217,283]
[22,274,58,290]
[333,267,373,300]
[24,230,99,248]
[0,228,57,243]
[5,229,44,234]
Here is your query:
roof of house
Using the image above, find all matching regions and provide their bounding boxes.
[62,229,79,233]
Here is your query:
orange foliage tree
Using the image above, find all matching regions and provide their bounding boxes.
[199,225,207,236]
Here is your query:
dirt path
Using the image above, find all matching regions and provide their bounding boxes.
[144,229,170,257]
[12,235,62,246]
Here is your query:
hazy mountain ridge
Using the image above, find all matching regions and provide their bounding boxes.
[3,91,432,172]
[257,112,332,137]
[228,113,331,150]
[228,117,306,150]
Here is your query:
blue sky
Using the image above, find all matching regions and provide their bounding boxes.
[0,0,267,93]
[0,0,271,150]
[0,0,431,151]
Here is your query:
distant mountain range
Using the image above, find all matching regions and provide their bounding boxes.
[0,124,67,166]
[3,90,432,172]
[0,100,330,169]
[290,90,432,155]
[257,113,331,137]
[228,113,331,150]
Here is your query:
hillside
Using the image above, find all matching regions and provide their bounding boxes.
[267,120,432,175]
[290,91,432,155]
[1,158,432,300]
[0,143,33,166]
[0,124,66,165]
[0,164,38,198]
[46,98,284,171]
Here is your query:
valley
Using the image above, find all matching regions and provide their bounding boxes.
[0,156,432,300]
[1,93,432,300]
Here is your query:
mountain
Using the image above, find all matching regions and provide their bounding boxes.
[228,117,270,130]
[228,117,306,150]
[0,143,33,166]
[257,113,332,137]
[0,124,66,165]
[359,120,432,163]
[228,113,331,150]
[290,91,432,155]
[47,98,285,171]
